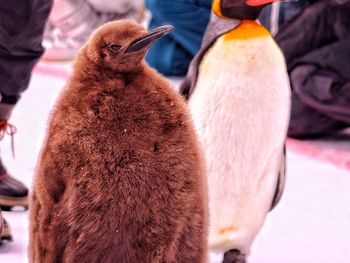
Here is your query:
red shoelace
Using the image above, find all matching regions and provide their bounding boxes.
[0,120,17,158]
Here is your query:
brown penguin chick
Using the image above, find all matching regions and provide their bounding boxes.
[29,20,208,263]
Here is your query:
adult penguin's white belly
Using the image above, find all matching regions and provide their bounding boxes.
[188,21,291,253]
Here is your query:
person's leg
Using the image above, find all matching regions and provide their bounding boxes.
[0,0,53,211]
[0,0,53,103]
[43,0,144,61]
[43,0,101,60]
[145,0,212,76]
[88,0,144,20]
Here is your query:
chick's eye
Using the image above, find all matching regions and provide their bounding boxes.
[109,44,122,51]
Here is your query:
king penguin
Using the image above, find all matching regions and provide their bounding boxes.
[180,0,291,262]
[29,20,208,263]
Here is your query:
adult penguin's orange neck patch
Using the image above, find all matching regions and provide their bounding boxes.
[224,20,270,41]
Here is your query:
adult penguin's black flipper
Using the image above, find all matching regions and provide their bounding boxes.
[179,14,240,99]
[270,145,287,211]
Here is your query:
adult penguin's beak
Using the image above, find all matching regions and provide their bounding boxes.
[246,0,279,6]
[125,25,174,53]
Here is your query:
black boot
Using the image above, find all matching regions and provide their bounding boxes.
[0,210,13,245]
[0,158,28,210]
[0,103,29,210]
[223,249,246,263]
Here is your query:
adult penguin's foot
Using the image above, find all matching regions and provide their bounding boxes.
[223,249,246,263]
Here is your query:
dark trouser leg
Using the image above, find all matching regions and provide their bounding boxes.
[0,0,53,209]
[145,0,212,76]
[0,0,53,105]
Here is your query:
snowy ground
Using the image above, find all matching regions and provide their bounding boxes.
[0,61,349,263]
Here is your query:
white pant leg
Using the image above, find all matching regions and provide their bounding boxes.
[87,0,144,14]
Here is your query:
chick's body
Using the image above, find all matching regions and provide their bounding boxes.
[29,21,207,263]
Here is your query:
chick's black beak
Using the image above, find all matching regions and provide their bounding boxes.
[125,25,174,53]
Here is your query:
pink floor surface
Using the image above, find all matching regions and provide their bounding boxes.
[0,61,349,263]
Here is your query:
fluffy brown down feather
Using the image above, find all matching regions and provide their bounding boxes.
[29,20,208,263]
